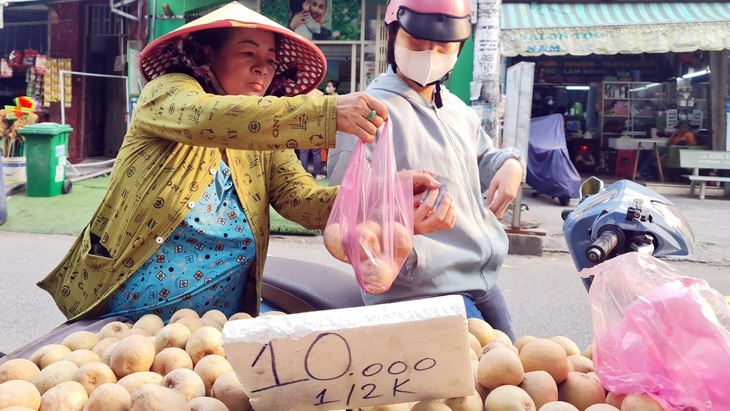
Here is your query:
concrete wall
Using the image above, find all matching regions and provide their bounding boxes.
[47,3,85,161]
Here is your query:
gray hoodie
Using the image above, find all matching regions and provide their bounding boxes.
[327,70,523,306]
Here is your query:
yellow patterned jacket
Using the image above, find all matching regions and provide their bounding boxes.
[38,73,340,322]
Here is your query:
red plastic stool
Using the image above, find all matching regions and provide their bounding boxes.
[615,150,637,178]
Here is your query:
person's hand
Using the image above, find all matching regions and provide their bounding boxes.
[413,185,455,235]
[335,92,387,144]
[485,158,524,219]
[397,169,440,204]
[290,10,309,29]
[398,170,455,235]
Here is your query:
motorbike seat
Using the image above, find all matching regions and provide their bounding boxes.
[261,255,365,314]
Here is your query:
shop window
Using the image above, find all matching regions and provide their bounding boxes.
[87,4,130,36]
[0,7,49,58]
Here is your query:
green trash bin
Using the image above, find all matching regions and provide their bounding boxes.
[18,122,73,197]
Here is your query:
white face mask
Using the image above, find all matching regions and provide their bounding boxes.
[394,43,458,86]
[325,86,334,94]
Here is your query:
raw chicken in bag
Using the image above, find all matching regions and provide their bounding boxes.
[324,119,414,293]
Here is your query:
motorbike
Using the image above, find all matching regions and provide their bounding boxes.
[561,177,695,291]
[259,255,364,313]
[526,114,582,206]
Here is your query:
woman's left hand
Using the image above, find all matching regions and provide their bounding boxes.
[485,158,524,219]
[397,169,441,202]
[397,169,455,235]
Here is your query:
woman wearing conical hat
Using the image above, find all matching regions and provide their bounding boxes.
[38,2,446,322]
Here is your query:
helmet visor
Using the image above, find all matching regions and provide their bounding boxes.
[397,7,471,43]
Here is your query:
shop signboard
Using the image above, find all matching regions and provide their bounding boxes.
[363,61,376,89]
[502,28,610,56]
[472,0,502,137]
[500,3,730,58]
[511,54,667,85]
[502,24,730,58]
[503,62,534,159]
[261,0,362,41]
[126,45,145,98]
[502,62,534,228]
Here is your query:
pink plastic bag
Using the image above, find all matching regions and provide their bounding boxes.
[324,119,414,294]
[583,253,730,410]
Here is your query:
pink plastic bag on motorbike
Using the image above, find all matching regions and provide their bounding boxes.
[583,253,730,410]
[324,119,414,294]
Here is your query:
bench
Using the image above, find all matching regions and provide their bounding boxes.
[678,149,730,200]
[661,145,708,182]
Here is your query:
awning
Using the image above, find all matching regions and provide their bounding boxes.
[500,2,730,56]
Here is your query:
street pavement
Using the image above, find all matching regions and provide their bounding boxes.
[1,183,729,356]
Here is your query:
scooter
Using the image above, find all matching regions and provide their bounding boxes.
[561,177,695,291]
[259,255,364,313]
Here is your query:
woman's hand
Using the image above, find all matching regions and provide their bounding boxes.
[485,158,524,219]
[397,169,455,235]
[336,93,387,144]
[290,10,309,29]
[398,169,440,202]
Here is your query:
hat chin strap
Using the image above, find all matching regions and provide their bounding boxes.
[432,72,451,109]
[204,71,227,95]
[432,43,467,108]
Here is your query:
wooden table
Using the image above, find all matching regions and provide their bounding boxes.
[608,138,668,183]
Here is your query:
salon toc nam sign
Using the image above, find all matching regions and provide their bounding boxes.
[502,25,730,57]
[501,29,607,56]
[518,30,603,54]
[221,295,474,410]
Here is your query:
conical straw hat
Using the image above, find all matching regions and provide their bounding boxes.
[139,1,326,96]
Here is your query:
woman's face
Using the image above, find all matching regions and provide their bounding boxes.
[206,28,277,96]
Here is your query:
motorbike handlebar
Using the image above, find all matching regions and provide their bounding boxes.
[585,227,623,264]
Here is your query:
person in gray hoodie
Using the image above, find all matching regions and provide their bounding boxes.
[327,0,524,340]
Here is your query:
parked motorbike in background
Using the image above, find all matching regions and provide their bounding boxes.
[526,114,582,206]
[561,177,695,290]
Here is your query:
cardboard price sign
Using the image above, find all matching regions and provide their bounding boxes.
[222,295,474,410]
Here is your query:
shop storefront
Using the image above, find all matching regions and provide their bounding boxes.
[0,5,49,113]
[0,0,146,162]
[499,2,730,173]
[0,4,50,174]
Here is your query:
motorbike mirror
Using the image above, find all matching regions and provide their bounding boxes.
[580,177,604,197]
